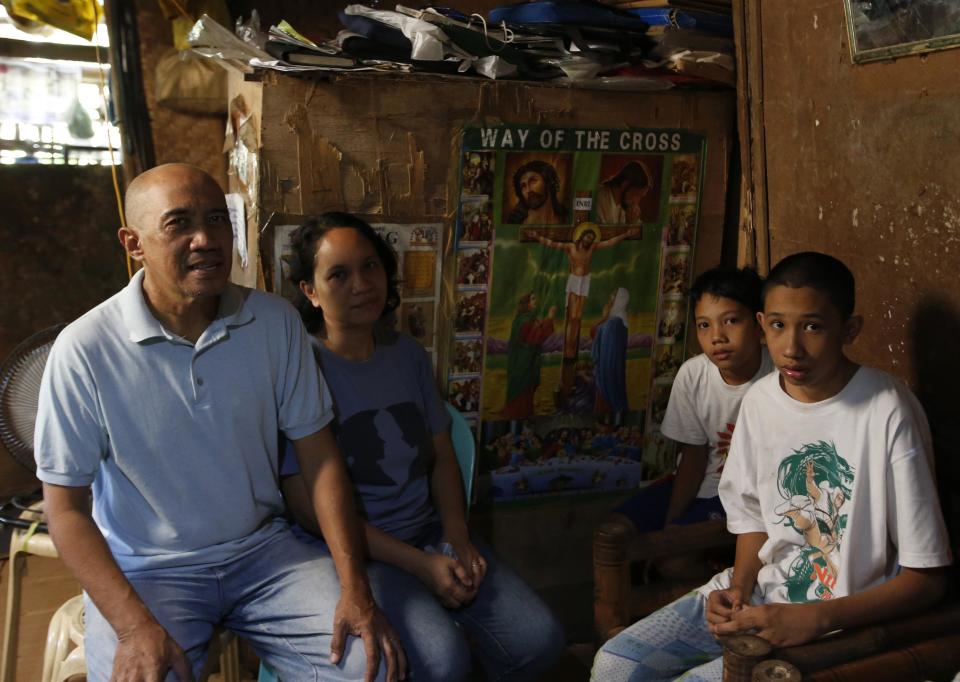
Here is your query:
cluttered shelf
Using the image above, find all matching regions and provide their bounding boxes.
[191,1,736,91]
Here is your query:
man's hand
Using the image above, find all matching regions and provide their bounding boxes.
[626,227,640,237]
[547,306,558,319]
[111,619,193,682]
[330,589,407,682]
[414,552,478,609]
[705,587,746,630]
[713,602,826,648]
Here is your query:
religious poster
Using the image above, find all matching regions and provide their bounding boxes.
[373,223,443,354]
[450,126,706,502]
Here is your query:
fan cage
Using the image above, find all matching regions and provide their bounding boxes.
[0,324,65,473]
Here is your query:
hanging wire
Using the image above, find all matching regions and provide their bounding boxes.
[91,0,133,279]
[467,13,514,53]
[164,0,193,20]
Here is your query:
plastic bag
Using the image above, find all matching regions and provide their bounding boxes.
[162,0,232,50]
[66,98,94,139]
[187,13,272,65]
[6,0,96,40]
[155,48,227,115]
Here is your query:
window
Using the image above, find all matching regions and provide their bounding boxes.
[0,4,119,165]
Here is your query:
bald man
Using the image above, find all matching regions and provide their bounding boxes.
[34,164,404,682]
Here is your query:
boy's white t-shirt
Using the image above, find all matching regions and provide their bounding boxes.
[700,366,952,605]
[660,349,774,499]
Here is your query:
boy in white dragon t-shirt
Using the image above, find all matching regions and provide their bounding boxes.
[592,251,953,682]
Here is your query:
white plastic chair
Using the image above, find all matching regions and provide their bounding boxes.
[41,594,84,682]
[1,500,59,682]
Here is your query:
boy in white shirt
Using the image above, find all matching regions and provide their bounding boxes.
[610,267,772,559]
[593,251,952,682]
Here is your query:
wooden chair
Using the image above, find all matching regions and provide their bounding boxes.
[593,515,735,643]
[721,601,960,682]
[595,513,960,682]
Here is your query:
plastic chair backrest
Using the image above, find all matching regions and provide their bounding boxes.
[445,402,476,509]
[257,663,278,682]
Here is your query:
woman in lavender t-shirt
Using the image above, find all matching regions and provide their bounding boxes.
[280,212,564,681]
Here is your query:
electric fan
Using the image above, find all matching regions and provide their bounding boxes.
[0,324,65,473]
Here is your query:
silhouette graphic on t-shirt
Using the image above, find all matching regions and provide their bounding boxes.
[337,402,431,491]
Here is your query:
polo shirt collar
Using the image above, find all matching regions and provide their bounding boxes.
[120,269,255,344]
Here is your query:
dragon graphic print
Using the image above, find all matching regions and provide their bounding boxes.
[773,440,855,602]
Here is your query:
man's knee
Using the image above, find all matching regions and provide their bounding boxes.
[332,636,387,682]
[83,595,209,682]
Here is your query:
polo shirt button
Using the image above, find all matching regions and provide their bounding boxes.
[197,377,204,385]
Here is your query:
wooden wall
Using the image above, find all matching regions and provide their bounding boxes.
[0,165,128,497]
[756,0,960,380]
[228,72,735,289]
[135,0,227,185]
[751,0,960,525]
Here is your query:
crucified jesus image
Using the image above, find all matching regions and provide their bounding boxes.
[524,222,640,403]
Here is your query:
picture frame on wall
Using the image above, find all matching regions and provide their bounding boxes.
[844,0,960,63]
[258,212,305,300]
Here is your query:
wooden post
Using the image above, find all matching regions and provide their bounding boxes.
[753,659,802,682]
[723,635,772,682]
[592,518,634,643]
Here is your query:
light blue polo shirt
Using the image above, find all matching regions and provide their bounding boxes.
[34,269,334,572]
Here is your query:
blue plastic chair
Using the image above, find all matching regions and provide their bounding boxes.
[257,404,476,682]
[445,401,476,510]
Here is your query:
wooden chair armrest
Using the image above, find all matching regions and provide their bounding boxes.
[801,632,960,682]
[772,600,960,674]
[593,517,734,643]
[625,518,732,562]
[594,517,732,563]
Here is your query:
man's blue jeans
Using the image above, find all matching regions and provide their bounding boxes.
[84,525,382,681]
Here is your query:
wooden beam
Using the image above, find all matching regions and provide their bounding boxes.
[732,0,770,273]
[0,37,100,63]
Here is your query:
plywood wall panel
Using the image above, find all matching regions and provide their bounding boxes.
[240,72,735,286]
[759,1,960,384]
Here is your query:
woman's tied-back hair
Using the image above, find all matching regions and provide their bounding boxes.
[763,251,855,319]
[287,212,401,334]
[689,266,764,314]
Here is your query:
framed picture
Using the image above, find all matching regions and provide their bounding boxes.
[844,0,960,63]
[258,212,306,300]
